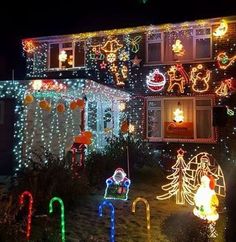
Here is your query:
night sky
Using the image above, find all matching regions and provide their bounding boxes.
[0,0,235,79]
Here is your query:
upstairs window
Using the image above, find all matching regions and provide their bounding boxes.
[146,32,163,63]
[194,28,211,59]
[49,41,85,69]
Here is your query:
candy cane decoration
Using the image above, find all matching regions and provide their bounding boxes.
[49,197,66,242]
[132,197,151,230]
[99,200,115,242]
[19,191,33,240]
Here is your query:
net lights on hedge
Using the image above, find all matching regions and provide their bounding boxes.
[99,200,115,242]
[19,191,33,240]
[49,197,66,242]
[104,168,131,200]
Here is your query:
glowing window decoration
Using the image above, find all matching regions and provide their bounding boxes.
[31,79,67,92]
[99,200,115,242]
[156,148,195,205]
[167,64,189,93]
[22,40,36,53]
[131,55,142,67]
[132,197,151,230]
[49,197,66,242]
[215,79,235,96]
[104,168,131,200]
[126,35,142,53]
[172,39,185,56]
[110,63,118,73]
[217,52,236,70]
[186,152,226,198]
[101,37,123,63]
[59,50,67,62]
[193,175,219,222]
[190,64,211,93]
[173,108,184,123]
[19,191,33,240]
[146,69,166,92]
[226,106,234,116]
[213,19,228,37]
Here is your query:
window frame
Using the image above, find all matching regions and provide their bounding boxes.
[145,32,164,64]
[146,96,216,143]
[48,40,86,70]
[193,27,212,60]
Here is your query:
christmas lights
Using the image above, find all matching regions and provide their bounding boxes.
[99,200,115,242]
[19,191,33,240]
[132,197,151,230]
[213,19,228,37]
[49,197,66,242]
[172,39,185,56]
[190,64,211,93]
[156,148,196,205]
[217,52,236,70]
[146,69,166,92]
[104,168,131,200]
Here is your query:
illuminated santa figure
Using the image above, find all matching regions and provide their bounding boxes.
[104,168,131,201]
[193,175,219,222]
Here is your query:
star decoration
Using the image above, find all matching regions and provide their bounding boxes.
[177,148,186,157]
[131,55,142,67]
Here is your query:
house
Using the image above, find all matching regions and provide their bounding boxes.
[1,15,236,175]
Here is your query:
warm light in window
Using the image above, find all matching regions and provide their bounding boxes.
[173,108,184,123]
[59,50,67,62]
[128,124,135,133]
[172,39,185,56]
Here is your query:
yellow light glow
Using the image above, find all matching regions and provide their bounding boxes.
[173,108,184,123]
[190,64,211,93]
[118,102,126,111]
[172,39,185,56]
[132,197,151,230]
[59,50,67,62]
[167,64,188,93]
[215,80,230,96]
[31,79,42,90]
[213,19,228,37]
[128,124,135,133]
[217,52,236,70]
[193,175,219,222]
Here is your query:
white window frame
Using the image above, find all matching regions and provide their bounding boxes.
[146,96,216,143]
[193,27,212,60]
[48,40,85,70]
[145,32,164,64]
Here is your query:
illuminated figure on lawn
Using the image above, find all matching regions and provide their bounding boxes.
[104,168,131,200]
[193,175,219,222]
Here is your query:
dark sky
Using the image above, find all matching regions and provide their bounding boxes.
[0,0,235,79]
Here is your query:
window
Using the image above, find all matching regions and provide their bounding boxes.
[146,96,215,143]
[146,32,163,63]
[145,27,212,64]
[49,41,85,69]
[194,28,211,59]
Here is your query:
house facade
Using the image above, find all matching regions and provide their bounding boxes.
[1,15,236,175]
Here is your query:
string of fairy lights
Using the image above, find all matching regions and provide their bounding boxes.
[1,18,234,173]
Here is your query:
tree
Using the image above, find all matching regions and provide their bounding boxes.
[156,148,195,205]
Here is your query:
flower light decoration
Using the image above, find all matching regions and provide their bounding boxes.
[104,168,131,200]
[172,39,185,56]
[213,19,228,37]
[190,64,211,93]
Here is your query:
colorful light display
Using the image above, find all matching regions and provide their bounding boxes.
[22,40,36,53]
[193,175,219,222]
[99,200,115,242]
[190,64,211,93]
[49,197,66,242]
[213,19,228,37]
[172,39,185,56]
[126,35,142,53]
[104,168,131,200]
[131,55,142,67]
[132,197,151,230]
[19,191,33,240]
[217,52,236,70]
[146,69,166,92]
[156,148,195,205]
